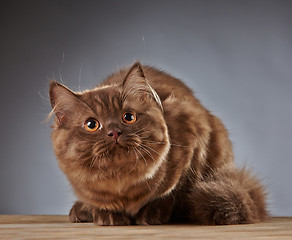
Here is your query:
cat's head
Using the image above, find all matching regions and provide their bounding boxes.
[49,63,170,184]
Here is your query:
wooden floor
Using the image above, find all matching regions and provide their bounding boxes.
[0,215,291,239]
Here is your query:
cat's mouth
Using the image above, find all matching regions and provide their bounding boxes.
[92,137,140,157]
[88,141,139,171]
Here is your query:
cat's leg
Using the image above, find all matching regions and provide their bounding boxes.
[186,168,267,225]
[69,201,93,223]
[135,195,175,225]
[92,209,131,226]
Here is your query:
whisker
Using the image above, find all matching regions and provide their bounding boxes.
[139,145,155,161]
[131,127,147,135]
[128,128,152,138]
[89,155,97,169]
[98,155,106,173]
[169,143,188,148]
[142,140,166,145]
[139,143,162,157]
[127,131,151,139]
[126,147,138,174]
[143,139,188,148]
[134,146,147,166]
[138,135,151,140]
[105,150,112,161]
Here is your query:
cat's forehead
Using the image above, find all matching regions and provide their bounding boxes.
[93,86,121,101]
[82,85,123,113]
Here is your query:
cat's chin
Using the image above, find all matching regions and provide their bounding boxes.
[92,143,136,164]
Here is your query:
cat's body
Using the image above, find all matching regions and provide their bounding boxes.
[49,62,267,225]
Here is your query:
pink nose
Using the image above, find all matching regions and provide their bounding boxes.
[107,129,122,141]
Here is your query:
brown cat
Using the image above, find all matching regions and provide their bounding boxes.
[49,62,267,225]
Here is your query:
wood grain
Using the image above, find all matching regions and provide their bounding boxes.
[0,215,291,239]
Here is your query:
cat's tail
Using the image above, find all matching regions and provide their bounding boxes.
[186,167,268,225]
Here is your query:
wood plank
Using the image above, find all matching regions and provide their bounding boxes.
[0,215,291,239]
[0,215,68,224]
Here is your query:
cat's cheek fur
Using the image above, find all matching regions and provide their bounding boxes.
[136,119,170,183]
[139,142,169,183]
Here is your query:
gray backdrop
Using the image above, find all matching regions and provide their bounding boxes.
[0,0,291,216]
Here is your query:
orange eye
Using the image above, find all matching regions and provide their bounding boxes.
[122,112,137,124]
[84,118,100,132]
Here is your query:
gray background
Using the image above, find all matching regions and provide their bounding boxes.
[0,0,291,216]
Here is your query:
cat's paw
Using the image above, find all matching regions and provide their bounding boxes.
[92,209,131,226]
[69,201,93,223]
[135,198,174,225]
[135,206,164,225]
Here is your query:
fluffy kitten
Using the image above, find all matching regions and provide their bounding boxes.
[49,62,267,225]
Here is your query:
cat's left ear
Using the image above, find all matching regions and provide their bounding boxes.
[123,62,146,87]
[122,62,163,110]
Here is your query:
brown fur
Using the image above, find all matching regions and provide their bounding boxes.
[49,62,267,225]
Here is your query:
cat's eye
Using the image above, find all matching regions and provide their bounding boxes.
[84,118,100,132]
[122,112,137,124]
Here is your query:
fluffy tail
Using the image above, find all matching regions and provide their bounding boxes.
[186,167,268,225]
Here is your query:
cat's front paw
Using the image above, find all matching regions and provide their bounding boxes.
[92,209,131,226]
[135,206,164,225]
[69,201,93,223]
[135,198,174,225]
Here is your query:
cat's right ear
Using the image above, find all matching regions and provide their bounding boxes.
[49,81,81,126]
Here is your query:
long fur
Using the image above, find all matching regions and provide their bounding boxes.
[49,62,267,226]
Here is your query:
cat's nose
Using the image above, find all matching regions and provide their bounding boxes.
[107,129,122,142]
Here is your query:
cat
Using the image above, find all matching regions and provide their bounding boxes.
[49,62,267,226]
